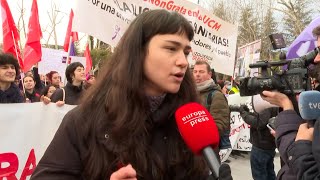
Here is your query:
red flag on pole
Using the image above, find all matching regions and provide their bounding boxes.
[1,0,23,69]
[23,0,42,72]
[84,44,92,74]
[63,9,78,52]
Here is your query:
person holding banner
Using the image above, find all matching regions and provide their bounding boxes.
[30,10,232,180]
[0,53,24,103]
[22,75,41,103]
[46,71,61,88]
[40,85,56,103]
[50,62,86,106]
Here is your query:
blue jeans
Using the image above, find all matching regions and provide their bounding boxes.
[250,146,276,180]
[220,130,231,149]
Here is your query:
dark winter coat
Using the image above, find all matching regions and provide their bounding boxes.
[0,83,24,103]
[50,82,84,105]
[240,107,278,150]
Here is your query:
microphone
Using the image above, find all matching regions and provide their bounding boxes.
[175,102,220,179]
[298,91,320,120]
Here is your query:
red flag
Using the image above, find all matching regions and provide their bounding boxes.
[84,44,92,73]
[23,0,42,72]
[63,10,78,52]
[1,0,23,69]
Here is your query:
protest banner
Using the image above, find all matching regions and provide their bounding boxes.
[234,39,261,78]
[0,103,75,179]
[227,94,252,152]
[38,48,86,81]
[72,0,238,76]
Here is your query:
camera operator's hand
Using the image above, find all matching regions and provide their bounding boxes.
[261,91,294,110]
[295,123,314,142]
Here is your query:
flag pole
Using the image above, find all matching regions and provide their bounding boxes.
[11,30,26,99]
[63,36,73,86]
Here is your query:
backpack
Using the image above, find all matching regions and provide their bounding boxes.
[205,89,232,149]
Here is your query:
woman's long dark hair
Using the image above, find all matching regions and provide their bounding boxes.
[80,10,207,179]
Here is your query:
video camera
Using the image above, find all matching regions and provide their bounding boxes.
[239,47,320,96]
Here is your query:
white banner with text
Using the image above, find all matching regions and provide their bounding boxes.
[0,103,75,180]
[72,0,238,76]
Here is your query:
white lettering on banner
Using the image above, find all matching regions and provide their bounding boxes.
[144,0,222,30]
[0,103,75,179]
[72,0,238,76]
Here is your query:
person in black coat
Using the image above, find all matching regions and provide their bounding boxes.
[50,62,86,105]
[239,105,278,180]
[0,53,24,103]
[22,76,40,103]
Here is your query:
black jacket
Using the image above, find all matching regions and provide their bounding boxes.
[240,107,277,150]
[275,110,302,180]
[50,82,84,105]
[32,67,45,94]
[286,116,320,179]
[0,83,24,103]
[31,97,214,180]
[24,90,40,102]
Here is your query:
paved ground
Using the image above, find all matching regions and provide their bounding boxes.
[226,151,281,180]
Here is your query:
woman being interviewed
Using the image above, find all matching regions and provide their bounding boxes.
[31,9,211,179]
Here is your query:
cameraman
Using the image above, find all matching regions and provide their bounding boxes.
[238,105,278,180]
[262,25,320,180]
[261,90,317,180]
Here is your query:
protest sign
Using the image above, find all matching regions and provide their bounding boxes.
[72,0,238,75]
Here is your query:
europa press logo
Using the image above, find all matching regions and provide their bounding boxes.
[182,110,210,127]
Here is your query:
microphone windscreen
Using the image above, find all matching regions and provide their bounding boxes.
[252,94,278,113]
[175,102,220,155]
[299,91,320,120]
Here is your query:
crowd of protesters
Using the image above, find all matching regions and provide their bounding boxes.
[0,53,95,105]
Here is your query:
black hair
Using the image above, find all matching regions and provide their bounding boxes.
[0,53,20,76]
[65,62,84,83]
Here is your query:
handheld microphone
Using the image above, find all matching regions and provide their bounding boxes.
[175,102,220,179]
[298,91,320,120]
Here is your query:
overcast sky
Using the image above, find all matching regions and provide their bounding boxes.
[0,0,73,47]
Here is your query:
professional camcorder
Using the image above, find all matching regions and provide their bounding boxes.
[239,47,320,96]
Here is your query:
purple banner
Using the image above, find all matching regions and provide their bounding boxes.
[287,16,320,59]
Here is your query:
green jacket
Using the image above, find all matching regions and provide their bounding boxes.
[199,84,230,135]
